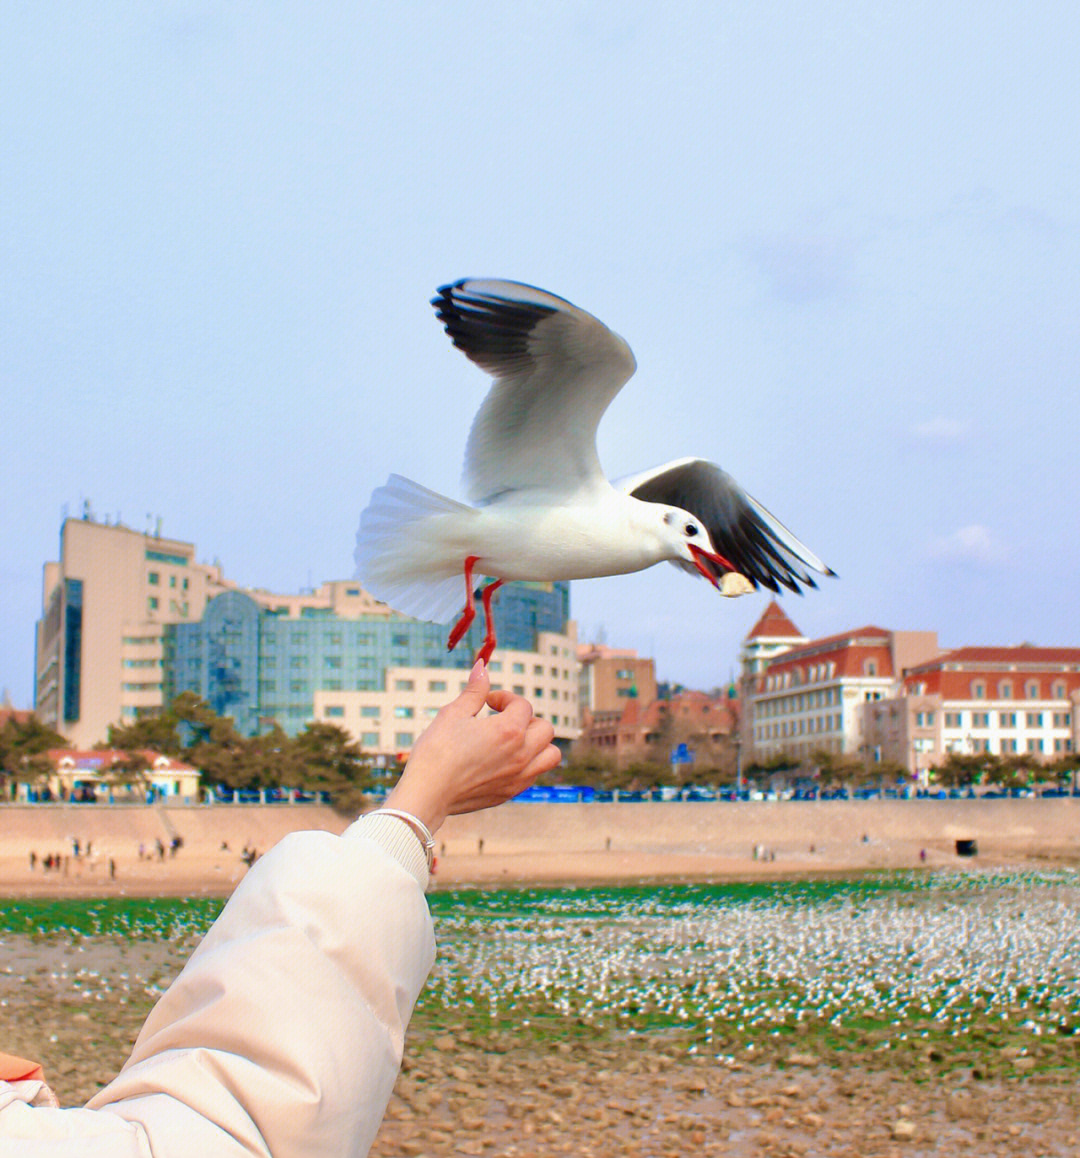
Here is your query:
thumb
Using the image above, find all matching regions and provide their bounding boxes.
[449,659,489,716]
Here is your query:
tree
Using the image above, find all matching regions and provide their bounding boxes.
[105,751,153,800]
[0,715,68,798]
[292,722,375,813]
[932,751,998,789]
[105,713,182,756]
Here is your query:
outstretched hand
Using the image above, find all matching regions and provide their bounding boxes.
[382,661,561,833]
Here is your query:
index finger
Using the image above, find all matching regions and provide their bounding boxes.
[486,690,535,725]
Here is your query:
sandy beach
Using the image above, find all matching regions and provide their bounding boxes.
[2,798,1078,896]
[4,800,1080,1156]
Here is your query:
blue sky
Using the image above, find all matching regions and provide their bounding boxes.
[3,3,1078,706]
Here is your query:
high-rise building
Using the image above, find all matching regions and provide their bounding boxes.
[35,516,232,748]
[35,514,579,751]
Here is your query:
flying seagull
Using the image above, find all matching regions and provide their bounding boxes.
[355,279,834,664]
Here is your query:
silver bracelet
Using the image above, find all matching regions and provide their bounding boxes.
[370,808,435,870]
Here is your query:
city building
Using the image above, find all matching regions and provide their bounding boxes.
[168,580,579,755]
[577,643,658,715]
[737,600,807,755]
[311,626,580,759]
[35,515,234,748]
[16,749,203,804]
[575,687,737,773]
[35,513,579,753]
[861,647,1080,776]
[746,623,940,766]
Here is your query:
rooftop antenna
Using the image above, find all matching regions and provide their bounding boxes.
[155,517,162,539]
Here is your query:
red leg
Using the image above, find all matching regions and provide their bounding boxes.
[475,579,504,666]
[446,556,481,652]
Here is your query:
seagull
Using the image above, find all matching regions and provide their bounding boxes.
[355,279,834,664]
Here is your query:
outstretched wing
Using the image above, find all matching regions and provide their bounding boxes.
[432,279,637,504]
[619,457,836,594]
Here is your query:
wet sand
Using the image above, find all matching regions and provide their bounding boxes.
[2,932,1077,1157]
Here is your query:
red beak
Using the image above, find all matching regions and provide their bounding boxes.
[689,543,735,588]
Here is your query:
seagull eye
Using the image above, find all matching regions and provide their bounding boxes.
[685,524,698,537]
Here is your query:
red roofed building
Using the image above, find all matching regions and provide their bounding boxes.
[576,689,738,774]
[737,600,807,756]
[858,646,1080,774]
[746,623,940,768]
[23,748,203,803]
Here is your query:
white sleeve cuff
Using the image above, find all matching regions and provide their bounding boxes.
[343,813,430,890]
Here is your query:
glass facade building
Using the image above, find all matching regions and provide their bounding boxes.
[165,580,570,737]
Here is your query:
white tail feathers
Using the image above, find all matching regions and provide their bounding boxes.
[354,474,475,624]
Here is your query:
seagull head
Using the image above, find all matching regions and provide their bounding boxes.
[656,507,734,587]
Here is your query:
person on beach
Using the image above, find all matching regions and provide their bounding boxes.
[0,660,557,1158]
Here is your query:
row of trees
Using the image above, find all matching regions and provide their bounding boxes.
[552,743,1080,794]
[1,695,381,814]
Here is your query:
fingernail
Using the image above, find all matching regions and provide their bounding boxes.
[471,659,486,679]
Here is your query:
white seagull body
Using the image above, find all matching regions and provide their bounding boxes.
[355,280,833,661]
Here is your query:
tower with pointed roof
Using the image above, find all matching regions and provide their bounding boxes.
[737,601,807,755]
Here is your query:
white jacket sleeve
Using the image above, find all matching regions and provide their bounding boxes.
[0,815,435,1158]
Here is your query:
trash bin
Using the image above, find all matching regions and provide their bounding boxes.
[955,838,978,857]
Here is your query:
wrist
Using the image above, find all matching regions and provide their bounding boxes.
[383,782,448,835]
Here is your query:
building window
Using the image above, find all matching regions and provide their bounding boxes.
[513,662,524,673]
[148,597,159,611]
[1027,738,1044,753]
[428,680,447,692]
[148,572,160,585]
[1052,682,1067,699]
[394,679,415,691]
[325,656,342,669]
[865,661,877,676]
[290,656,308,669]
[999,681,1012,699]
[361,732,380,746]
[1026,712,1044,728]
[998,712,1016,728]
[325,705,345,718]
[323,679,342,691]
[489,661,502,672]
[393,706,414,718]
[533,688,543,698]
[395,732,414,747]
[289,680,307,694]
[391,634,409,648]
[360,706,380,718]
[972,682,985,699]
[513,685,525,695]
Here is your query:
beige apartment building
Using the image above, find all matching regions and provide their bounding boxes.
[312,628,581,758]
[35,516,233,749]
[577,643,658,715]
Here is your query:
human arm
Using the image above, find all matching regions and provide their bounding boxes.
[0,661,560,1157]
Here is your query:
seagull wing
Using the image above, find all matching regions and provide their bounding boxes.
[432,279,637,504]
[618,457,836,594]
